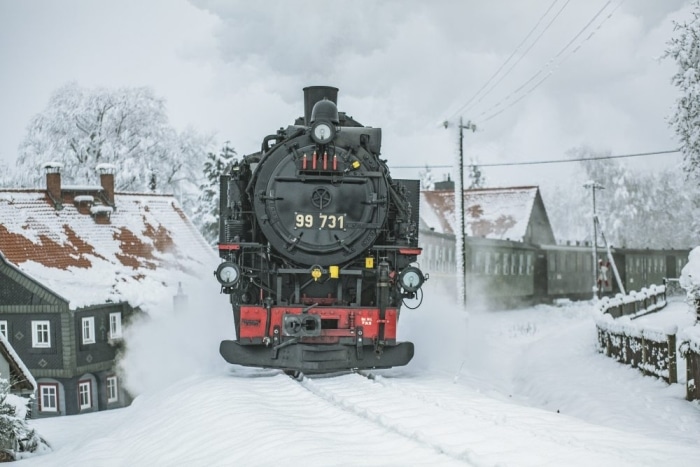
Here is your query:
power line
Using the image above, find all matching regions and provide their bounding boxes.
[447,0,566,121]
[477,0,620,123]
[389,149,680,170]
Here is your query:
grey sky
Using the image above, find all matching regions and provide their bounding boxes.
[0,0,691,187]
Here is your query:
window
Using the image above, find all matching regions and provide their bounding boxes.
[493,253,501,275]
[39,384,58,413]
[474,251,484,274]
[110,312,123,339]
[519,254,525,275]
[548,253,556,272]
[503,254,510,276]
[78,381,92,410]
[527,254,533,275]
[0,320,7,339]
[82,317,95,344]
[107,376,119,403]
[32,321,51,348]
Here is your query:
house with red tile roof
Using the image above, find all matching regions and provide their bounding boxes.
[0,164,216,416]
[419,183,556,274]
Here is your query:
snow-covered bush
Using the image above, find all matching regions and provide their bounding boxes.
[0,379,50,461]
[680,246,700,298]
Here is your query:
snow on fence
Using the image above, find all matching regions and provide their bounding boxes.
[595,314,677,384]
[596,285,666,319]
[595,285,677,384]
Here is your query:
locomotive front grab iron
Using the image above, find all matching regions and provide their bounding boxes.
[215,86,426,373]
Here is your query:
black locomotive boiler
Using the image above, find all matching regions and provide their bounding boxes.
[214,86,427,373]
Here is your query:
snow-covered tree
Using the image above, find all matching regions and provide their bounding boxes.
[0,161,13,188]
[665,1,700,177]
[15,82,212,206]
[0,379,49,461]
[544,145,696,249]
[418,165,435,190]
[467,157,485,189]
[191,143,238,245]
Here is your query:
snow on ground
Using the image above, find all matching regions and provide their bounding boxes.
[15,280,700,466]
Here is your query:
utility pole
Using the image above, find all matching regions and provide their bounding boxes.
[584,181,604,299]
[444,117,476,307]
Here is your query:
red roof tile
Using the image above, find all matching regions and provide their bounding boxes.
[0,189,216,312]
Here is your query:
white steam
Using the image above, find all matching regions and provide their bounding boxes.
[118,276,234,396]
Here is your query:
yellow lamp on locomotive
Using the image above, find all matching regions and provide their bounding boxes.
[365,257,374,269]
[329,265,339,279]
[311,267,322,281]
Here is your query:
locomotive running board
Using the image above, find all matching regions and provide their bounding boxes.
[220,340,414,374]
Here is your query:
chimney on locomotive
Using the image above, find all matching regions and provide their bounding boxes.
[303,86,339,125]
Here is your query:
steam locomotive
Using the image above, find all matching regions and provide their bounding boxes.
[214,86,426,373]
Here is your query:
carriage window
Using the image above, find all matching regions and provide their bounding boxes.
[519,254,524,275]
[493,253,501,275]
[558,252,566,272]
[511,254,517,275]
[473,251,483,274]
[527,254,533,275]
[484,252,491,275]
[503,254,510,275]
[548,253,556,272]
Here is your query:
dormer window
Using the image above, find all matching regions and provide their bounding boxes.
[90,205,114,224]
[74,195,95,215]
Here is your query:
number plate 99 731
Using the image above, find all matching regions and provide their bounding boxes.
[294,213,346,230]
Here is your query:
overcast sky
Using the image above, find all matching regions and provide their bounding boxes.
[0,0,691,188]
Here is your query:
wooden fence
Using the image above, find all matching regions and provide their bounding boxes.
[597,285,666,319]
[596,284,700,400]
[596,285,676,384]
[679,329,700,401]
[595,317,677,383]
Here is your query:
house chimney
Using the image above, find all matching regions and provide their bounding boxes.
[42,162,63,210]
[97,164,116,207]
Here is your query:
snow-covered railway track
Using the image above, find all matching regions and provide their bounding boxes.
[296,371,669,467]
[297,372,478,464]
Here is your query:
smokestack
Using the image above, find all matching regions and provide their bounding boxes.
[303,86,338,126]
[42,162,63,209]
[97,163,116,206]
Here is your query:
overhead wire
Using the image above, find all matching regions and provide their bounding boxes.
[446,0,565,122]
[477,0,624,123]
[389,149,680,170]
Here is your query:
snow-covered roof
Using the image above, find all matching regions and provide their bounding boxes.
[0,332,36,392]
[420,186,539,241]
[0,189,216,313]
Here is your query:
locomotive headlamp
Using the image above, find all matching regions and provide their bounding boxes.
[398,266,425,293]
[311,121,336,145]
[215,261,240,287]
